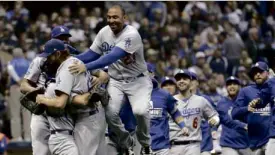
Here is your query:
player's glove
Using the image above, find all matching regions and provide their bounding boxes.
[87,87,110,107]
[20,88,46,115]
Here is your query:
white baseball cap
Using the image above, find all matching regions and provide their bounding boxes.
[195,52,205,58]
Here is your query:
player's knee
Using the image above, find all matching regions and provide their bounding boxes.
[132,106,148,116]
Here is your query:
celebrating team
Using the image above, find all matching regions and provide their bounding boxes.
[19,4,275,155]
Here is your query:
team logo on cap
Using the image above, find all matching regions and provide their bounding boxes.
[60,27,65,32]
[255,63,259,66]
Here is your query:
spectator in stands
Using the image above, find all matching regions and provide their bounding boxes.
[207,47,228,75]
[245,27,260,63]
[189,52,206,79]
[7,48,30,142]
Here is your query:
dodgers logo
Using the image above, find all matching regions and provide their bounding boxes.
[101,42,114,54]
[125,38,131,49]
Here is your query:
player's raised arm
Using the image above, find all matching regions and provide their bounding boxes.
[231,88,250,123]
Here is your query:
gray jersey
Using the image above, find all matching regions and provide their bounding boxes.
[169,94,217,142]
[45,83,74,131]
[55,56,92,113]
[24,56,47,87]
[90,25,147,80]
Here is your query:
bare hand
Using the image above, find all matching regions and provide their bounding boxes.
[208,117,218,126]
[248,106,256,112]
[36,94,45,104]
[248,98,260,108]
[181,127,189,136]
[69,63,86,74]
[91,77,101,89]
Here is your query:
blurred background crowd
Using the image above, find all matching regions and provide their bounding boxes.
[0,0,274,152]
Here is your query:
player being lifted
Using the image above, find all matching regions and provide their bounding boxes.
[169,70,219,155]
[69,5,153,154]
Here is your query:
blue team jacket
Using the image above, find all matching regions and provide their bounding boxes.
[231,84,270,149]
[150,79,179,151]
[199,94,214,152]
[256,77,275,138]
[217,97,249,149]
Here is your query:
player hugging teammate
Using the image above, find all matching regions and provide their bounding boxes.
[18,4,275,155]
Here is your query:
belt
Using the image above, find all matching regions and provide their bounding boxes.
[110,73,145,82]
[170,140,199,145]
[51,130,73,135]
[77,108,99,118]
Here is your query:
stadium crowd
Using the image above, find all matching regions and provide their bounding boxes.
[0,1,275,154]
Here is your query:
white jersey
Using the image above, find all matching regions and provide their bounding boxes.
[24,56,47,87]
[55,56,92,113]
[90,25,147,80]
[169,94,218,142]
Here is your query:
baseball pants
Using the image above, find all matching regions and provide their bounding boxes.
[266,138,275,155]
[201,151,211,155]
[105,76,152,148]
[9,85,31,140]
[169,142,201,155]
[152,148,169,155]
[222,147,252,155]
[107,133,141,155]
[74,105,107,155]
[30,114,51,155]
[48,132,78,155]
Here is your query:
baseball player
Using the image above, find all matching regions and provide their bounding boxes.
[188,72,214,155]
[147,64,189,155]
[217,76,250,155]
[248,71,275,155]
[39,82,78,155]
[160,77,177,95]
[69,5,153,154]
[169,70,219,155]
[20,26,109,155]
[231,61,270,155]
[35,39,107,155]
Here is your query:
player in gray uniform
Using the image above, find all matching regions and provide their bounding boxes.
[169,70,220,155]
[21,56,51,155]
[40,82,78,155]
[35,39,107,155]
[69,5,153,154]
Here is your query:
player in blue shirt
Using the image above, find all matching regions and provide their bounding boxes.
[217,76,250,155]
[160,77,177,95]
[232,61,270,155]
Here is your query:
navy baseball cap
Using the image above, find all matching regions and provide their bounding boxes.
[250,61,269,72]
[147,63,155,73]
[39,39,66,58]
[189,72,198,81]
[160,76,176,86]
[51,26,72,38]
[174,69,192,80]
[226,76,241,85]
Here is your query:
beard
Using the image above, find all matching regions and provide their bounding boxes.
[41,59,60,78]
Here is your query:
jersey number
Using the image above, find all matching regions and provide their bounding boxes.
[193,117,198,129]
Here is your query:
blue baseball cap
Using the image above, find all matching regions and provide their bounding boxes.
[174,69,192,80]
[147,63,155,73]
[189,72,198,81]
[39,39,66,58]
[226,76,241,85]
[51,26,72,38]
[250,61,269,72]
[160,76,176,86]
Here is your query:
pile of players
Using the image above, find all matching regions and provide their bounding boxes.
[19,4,275,155]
